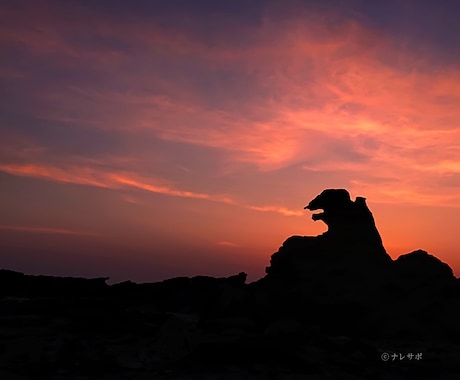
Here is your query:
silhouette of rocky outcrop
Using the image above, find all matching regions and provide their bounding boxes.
[394,249,454,279]
[306,189,389,261]
[0,269,109,297]
[264,189,393,306]
[1,188,459,379]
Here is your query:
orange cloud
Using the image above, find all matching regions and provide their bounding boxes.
[3,1,460,211]
[348,179,460,208]
[38,12,458,179]
[108,174,235,204]
[246,205,304,217]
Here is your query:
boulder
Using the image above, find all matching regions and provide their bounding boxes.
[394,250,454,280]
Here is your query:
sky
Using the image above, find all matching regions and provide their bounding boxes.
[1,0,460,283]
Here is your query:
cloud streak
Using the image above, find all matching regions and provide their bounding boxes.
[216,241,240,248]
[246,205,304,217]
[0,163,233,203]
[0,162,304,216]
[0,224,103,237]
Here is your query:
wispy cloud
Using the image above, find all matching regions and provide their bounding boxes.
[0,163,235,204]
[16,6,459,179]
[2,1,460,209]
[0,224,103,236]
[5,4,459,156]
[246,205,304,217]
[108,174,235,204]
[348,179,460,208]
[216,241,240,247]
[0,162,307,217]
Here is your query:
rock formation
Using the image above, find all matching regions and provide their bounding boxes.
[259,189,460,340]
[394,249,454,280]
[265,189,393,289]
[1,188,459,379]
[305,189,389,260]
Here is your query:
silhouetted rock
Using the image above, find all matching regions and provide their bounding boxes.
[306,189,389,260]
[0,269,109,297]
[258,189,460,345]
[1,188,459,379]
[265,189,392,292]
[394,249,454,280]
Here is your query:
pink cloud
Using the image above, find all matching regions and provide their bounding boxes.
[0,162,309,219]
[0,163,234,203]
[2,1,460,211]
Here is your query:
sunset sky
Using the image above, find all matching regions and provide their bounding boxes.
[1,0,460,283]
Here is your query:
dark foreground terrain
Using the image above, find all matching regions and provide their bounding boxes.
[2,189,460,379]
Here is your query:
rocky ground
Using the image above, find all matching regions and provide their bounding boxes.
[1,268,459,379]
[2,189,459,379]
